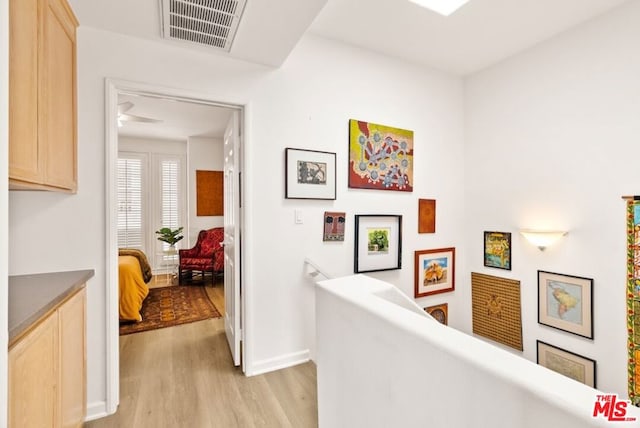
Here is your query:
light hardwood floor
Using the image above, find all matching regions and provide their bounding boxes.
[87,278,318,428]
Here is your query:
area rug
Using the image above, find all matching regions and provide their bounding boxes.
[120,285,222,335]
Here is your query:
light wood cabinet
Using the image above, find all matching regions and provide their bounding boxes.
[8,312,58,428]
[9,0,78,192]
[8,288,86,428]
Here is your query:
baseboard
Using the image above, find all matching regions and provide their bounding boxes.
[246,349,310,376]
[85,401,109,422]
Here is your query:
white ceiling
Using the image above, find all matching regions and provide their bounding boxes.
[117,94,232,140]
[72,0,630,139]
[309,0,629,75]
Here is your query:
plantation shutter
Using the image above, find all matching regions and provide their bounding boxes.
[117,156,145,250]
[160,158,180,252]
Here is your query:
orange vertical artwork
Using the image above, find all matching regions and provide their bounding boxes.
[196,170,223,216]
[418,199,436,233]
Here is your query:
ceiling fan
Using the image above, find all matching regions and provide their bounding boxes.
[117,101,163,126]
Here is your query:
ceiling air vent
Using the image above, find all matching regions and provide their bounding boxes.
[160,0,247,52]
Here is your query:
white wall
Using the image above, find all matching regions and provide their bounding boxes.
[317,275,640,428]
[1,0,9,424]
[465,0,640,398]
[187,136,224,245]
[8,28,465,416]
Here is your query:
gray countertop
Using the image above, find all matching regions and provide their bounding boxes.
[8,269,94,346]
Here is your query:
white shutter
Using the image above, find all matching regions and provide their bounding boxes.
[117,155,146,250]
[156,156,185,271]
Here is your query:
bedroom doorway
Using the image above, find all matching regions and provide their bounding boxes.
[105,79,246,414]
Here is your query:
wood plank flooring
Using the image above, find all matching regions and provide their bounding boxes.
[87,277,317,428]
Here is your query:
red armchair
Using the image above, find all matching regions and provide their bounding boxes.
[178,228,224,284]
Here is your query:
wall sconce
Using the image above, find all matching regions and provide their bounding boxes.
[520,230,567,251]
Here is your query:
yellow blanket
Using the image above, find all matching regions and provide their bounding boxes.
[119,255,150,322]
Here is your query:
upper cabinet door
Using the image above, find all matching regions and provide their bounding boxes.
[40,0,78,192]
[9,0,41,183]
[9,0,78,192]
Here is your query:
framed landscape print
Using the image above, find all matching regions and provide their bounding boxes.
[348,119,414,192]
[484,231,511,270]
[354,215,402,273]
[414,248,455,298]
[537,340,596,388]
[285,148,336,200]
[538,270,593,339]
[424,303,448,325]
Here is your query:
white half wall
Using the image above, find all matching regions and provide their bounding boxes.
[464,0,640,398]
[7,27,465,416]
[187,136,224,245]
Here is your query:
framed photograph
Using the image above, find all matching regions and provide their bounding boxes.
[424,303,448,325]
[285,148,336,200]
[538,270,593,339]
[414,248,455,298]
[348,119,414,192]
[484,231,511,270]
[323,211,346,241]
[537,340,596,387]
[354,215,402,273]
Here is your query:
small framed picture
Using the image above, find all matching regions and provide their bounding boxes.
[484,231,511,270]
[285,148,336,200]
[537,340,596,387]
[323,211,346,241]
[538,270,593,339]
[424,303,448,325]
[414,248,455,298]
[354,215,402,273]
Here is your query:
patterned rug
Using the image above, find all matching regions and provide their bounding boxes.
[120,285,222,335]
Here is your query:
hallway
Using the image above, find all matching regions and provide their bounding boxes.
[86,317,318,427]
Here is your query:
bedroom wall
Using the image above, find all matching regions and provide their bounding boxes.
[187,136,224,246]
[464,0,640,398]
[7,28,466,418]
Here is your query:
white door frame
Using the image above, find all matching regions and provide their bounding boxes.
[104,78,248,414]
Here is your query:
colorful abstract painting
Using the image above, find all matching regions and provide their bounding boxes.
[626,198,640,405]
[348,119,414,192]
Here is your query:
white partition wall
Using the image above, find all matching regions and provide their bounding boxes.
[316,275,640,428]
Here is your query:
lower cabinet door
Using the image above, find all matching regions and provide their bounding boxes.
[8,313,59,428]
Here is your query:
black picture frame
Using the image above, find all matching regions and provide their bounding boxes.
[483,231,512,270]
[354,214,402,273]
[538,270,594,339]
[536,340,596,387]
[285,148,336,200]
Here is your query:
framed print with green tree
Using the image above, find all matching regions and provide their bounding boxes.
[285,148,336,200]
[484,231,511,270]
[354,215,402,273]
[538,270,593,339]
[414,247,455,298]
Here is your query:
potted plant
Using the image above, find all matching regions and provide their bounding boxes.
[155,226,184,252]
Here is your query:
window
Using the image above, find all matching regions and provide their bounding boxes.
[118,148,186,272]
[159,157,181,255]
[117,155,146,251]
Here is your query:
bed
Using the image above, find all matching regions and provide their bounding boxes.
[118,249,152,322]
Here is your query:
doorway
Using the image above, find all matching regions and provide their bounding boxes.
[105,79,245,414]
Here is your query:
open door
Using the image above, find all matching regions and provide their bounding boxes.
[223,110,241,366]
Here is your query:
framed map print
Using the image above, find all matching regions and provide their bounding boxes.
[538,270,593,339]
